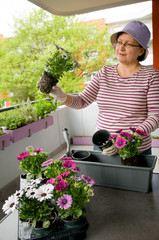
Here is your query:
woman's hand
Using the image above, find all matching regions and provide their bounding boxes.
[49,85,67,103]
[102,143,118,156]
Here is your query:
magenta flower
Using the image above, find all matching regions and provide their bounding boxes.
[17,152,29,161]
[33,148,43,153]
[56,175,63,180]
[57,194,73,210]
[54,180,69,192]
[62,160,77,169]
[115,129,122,133]
[61,171,71,178]
[130,127,136,132]
[41,159,53,167]
[135,129,147,136]
[110,134,118,140]
[81,175,95,186]
[72,166,80,173]
[116,138,127,148]
[60,157,73,161]
[72,176,81,181]
[46,178,55,184]
[120,132,132,139]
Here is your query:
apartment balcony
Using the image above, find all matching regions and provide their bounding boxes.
[1,103,159,240]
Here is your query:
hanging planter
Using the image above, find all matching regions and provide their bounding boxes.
[3,116,54,143]
[0,132,10,150]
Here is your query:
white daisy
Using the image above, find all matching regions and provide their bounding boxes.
[35,184,54,202]
[26,188,37,199]
[14,190,24,199]
[2,195,19,215]
[29,178,43,186]
[62,54,68,59]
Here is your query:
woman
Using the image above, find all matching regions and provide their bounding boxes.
[49,21,159,156]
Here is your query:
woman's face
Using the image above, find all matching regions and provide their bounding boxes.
[115,33,144,65]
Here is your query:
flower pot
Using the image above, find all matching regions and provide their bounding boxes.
[20,173,28,190]
[31,212,57,238]
[61,217,87,229]
[0,133,10,150]
[4,116,54,143]
[60,217,88,240]
[72,151,91,161]
[92,129,112,150]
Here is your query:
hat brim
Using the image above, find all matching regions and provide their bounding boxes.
[110,31,148,61]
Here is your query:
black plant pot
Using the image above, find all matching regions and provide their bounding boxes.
[92,129,112,150]
[72,151,91,161]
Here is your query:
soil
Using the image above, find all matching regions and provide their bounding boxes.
[37,71,58,94]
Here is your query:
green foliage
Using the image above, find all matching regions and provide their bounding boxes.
[17,146,48,180]
[111,128,146,160]
[0,98,56,130]
[0,98,5,108]
[44,158,94,220]
[45,47,77,80]
[0,9,114,104]
[19,194,54,228]
[34,97,57,119]
[0,108,29,130]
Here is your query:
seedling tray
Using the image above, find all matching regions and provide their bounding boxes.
[18,218,88,240]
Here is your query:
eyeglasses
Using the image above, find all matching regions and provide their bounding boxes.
[115,40,141,49]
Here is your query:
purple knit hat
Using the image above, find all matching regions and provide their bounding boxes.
[110,21,151,61]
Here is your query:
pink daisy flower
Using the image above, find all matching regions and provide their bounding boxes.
[116,138,127,148]
[62,160,77,169]
[120,132,132,139]
[81,175,95,186]
[33,148,43,153]
[46,178,56,184]
[60,157,72,161]
[61,171,71,178]
[57,194,73,210]
[54,180,69,192]
[110,134,118,140]
[17,152,29,161]
[41,159,53,167]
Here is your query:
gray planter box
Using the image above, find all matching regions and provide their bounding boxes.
[72,150,157,193]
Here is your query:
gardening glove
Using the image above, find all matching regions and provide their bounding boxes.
[102,143,118,156]
[49,85,67,103]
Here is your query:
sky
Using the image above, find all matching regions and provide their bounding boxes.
[0,0,152,37]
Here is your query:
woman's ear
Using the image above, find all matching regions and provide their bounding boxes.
[139,47,145,57]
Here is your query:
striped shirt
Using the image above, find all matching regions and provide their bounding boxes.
[69,65,159,152]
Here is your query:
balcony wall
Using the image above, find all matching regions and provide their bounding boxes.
[0,102,98,190]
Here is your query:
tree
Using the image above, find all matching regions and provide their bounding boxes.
[0,9,115,104]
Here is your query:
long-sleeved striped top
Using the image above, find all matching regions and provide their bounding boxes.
[69,65,159,152]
